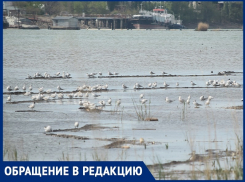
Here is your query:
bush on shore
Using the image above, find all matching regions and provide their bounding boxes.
[196,22,209,31]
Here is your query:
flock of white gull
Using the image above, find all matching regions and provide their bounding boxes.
[5,72,242,132]
[87,71,168,78]
[27,72,71,79]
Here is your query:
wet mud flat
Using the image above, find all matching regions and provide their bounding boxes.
[147,149,242,180]
[45,124,158,149]
[44,122,243,179]
[51,124,119,132]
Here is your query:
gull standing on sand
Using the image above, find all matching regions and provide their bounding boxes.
[46,89,52,94]
[164,82,169,88]
[116,99,121,106]
[206,81,211,86]
[148,83,152,87]
[85,92,89,97]
[108,71,114,75]
[29,84,32,91]
[7,95,11,102]
[107,98,112,105]
[150,71,155,75]
[191,81,196,86]
[22,84,26,91]
[78,92,83,98]
[39,87,44,93]
[200,96,207,101]
[99,72,102,75]
[99,100,106,106]
[87,73,95,78]
[62,71,66,78]
[43,96,50,101]
[141,99,148,104]
[135,83,143,88]
[74,122,79,128]
[57,85,64,92]
[193,100,202,108]
[179,96,185,104]
[152,82,157,88]
[14,86,19,91]
[74,92,78,97]
[44,126,52,132]
[205,98,211,106]
[56,72,60,76]
[122,84,128,89]
[28,102,35,110]
[139,138,144,144]
[24,91,31,96]
[57,93,64,99]
[6,86,12,91]
[50,92,57,99]
[66,72,71,77]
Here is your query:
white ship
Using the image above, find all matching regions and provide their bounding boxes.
[131,8,184,29]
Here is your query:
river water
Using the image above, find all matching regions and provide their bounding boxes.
[3,29,243,172]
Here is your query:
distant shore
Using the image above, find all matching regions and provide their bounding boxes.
[6,15,243,30]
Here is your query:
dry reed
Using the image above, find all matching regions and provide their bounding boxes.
[197,22,209,31]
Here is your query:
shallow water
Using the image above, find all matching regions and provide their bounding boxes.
[3,29,243,166]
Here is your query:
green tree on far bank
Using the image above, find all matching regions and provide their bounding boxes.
[12,1,243,25]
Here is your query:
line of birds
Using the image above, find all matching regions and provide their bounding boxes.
[78,98,121,110]
[121,81,197,89]
[87,71,119,78]
[87,71,168,78]
[121,78,242,89]
[205,79,241,87]
[27,71,71,79]
[165,95,214,108]
[44,122,81,132]
[150,71,168,75]
[6,89,108,104]
[76,84,108,92]
[6,84,63,95]
[6,78,241,94]
[6,83,109,93]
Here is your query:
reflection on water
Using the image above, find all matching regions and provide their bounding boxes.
[3,30,243,166]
